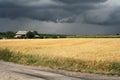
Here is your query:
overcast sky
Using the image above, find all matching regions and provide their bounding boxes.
[0,0,120,35]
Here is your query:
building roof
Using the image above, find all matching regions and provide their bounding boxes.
[35,35,40,38]
[16,31,28,35]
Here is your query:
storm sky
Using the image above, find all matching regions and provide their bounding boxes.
[0,0,120,35]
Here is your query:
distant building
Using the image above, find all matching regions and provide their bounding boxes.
[34,35,40,38]
[14,31,28,38]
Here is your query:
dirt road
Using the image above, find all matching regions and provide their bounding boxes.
[0,61,120,80]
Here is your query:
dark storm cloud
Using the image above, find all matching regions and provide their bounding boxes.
[0,0,120,35]
[83,4,120,26]
[54,0,107,4]
[3,0,119,26]
[101,8,120,25]
[0,0,110,24]
[0,18,120,35]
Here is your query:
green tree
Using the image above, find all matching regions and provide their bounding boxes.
[33,31,39,35]
[6,31,15,39]
[26,31,34,38]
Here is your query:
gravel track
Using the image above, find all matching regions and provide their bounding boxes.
[0,61,120,80]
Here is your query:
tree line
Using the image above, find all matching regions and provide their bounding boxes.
[0,31,67,39]
[0,31,15,39]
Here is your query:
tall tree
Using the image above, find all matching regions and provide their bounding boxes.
[6,31,15,39]
[26,31,34,38]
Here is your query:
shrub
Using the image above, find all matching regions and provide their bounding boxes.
[0,49,12,61]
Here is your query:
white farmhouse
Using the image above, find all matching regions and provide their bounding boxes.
[15,31,28,38]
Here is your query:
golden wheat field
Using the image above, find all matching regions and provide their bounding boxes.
[0,38,120,62]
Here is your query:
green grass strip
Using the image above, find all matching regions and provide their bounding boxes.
[0,49,120,75]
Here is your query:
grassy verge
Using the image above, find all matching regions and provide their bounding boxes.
[0,49,120,75]
[67,35,120,38]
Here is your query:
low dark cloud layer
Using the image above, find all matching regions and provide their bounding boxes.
[0,18,120,35]
[0,0,109,23]
[0,0,120,34]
